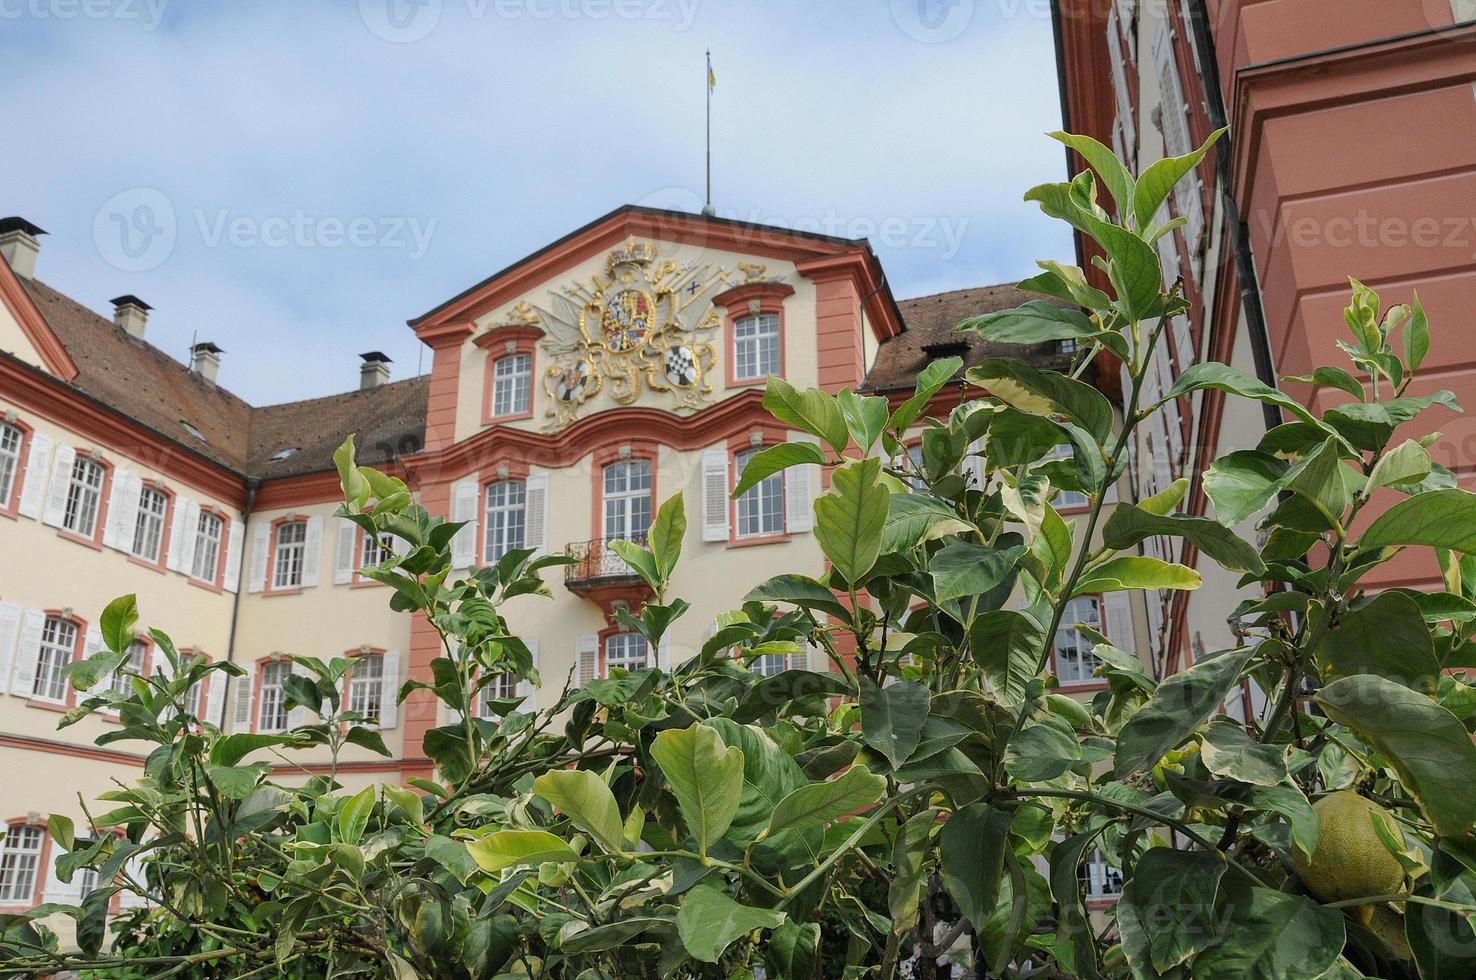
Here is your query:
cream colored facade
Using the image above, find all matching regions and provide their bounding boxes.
[0,206,1148,929]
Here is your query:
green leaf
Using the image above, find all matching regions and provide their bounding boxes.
[75,885,115,957]
[1361,488,1476,554]
[1405,291,1430,372]
[1279,438,1349,529]
[890,356,964,433]
[1315,590,1441,694]
[1284,365,1366,402]
[969,609,1045,705]
[607,539,662,594]
[1115,647,1254,777]
[532,769,627,855]
[1191,881,1344,980]
[1119,848,1226,975]
[99,594,138,654]
[957,300,1101,346]
[930,541,1026,605]
[814,457,888,586]
[1204,450,1288,526]
[1249,784,1320,860]
[334,435,369,509]
[967,357,1114,445]
[888,807,940,934]
[465,829,579,873]
[206,763,266,800]
[559,917,668,954]
[1367,438,1433,494]
[702,719,820,870]
[1316,675,1476,836]
[382,784,424,826]
[859,677,929,768]
[337,785,375,845]
[1325,390,1460,453]
[733,670,848,725]
[1051,131,1137,220]
[732,442,826,500]
[765,764,885,837]
[762,377,849,455]
[211,733,298,768]
[940,803,1013,933]
[674,884,786,963]
[1103,503,1266,574]
[1139,477,1190,516]
[1073,556,1201,597]
[1162,362,1341,442]
[1200,717,1288,786]
[766,920,821,980]
[345,725,392,757]
[1024,180,1162,320]
[1406,864,1476,979]
[881,494,972,554]
[650,723,745,857]
[744,574,853,625]
[47,814,74,852]
[1132,126,1226,231]
[1017,259,1114,310]
[648,492,686,580]
[837,389,889,453]
[1049,829,1107,980]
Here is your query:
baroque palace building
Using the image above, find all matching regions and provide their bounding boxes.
[0,206,1144,917]
[1051,0,1476,704]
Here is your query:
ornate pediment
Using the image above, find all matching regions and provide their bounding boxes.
[533,238,749,431]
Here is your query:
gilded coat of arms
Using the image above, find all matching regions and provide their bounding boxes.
[533,238,735,431]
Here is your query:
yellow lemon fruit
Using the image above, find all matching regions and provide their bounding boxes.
[1293,790,1405,913]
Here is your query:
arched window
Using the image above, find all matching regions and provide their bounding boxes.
[272,520,307,589]
[491,353,533,418]
[733,312,781,380]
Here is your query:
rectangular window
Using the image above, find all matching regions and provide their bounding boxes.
[258,660,290,731]
[361,532,394,567]
[0,825,44,904]
[112,641,148,698]
[734,447,785,538]
[484,480,527,562]
[492,354,533,417]
[191,512,224,582]
[749,653,790,677]
[1055,595,1104,686]
[33,617,76,702]
[604,633,649,675]
[0,423,21,509]
[131,486,169,563]
[272,521,307,589]
[1080,848,1124,899]
[62,457,105,537]
[733,313,780,380]
[477,670,519,717]
[1046,445,1089,510]
[347,655,383,723]
[603,460,652,542]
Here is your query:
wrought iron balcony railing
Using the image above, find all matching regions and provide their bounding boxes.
[564,533,650,587]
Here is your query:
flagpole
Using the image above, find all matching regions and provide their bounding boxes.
[703,49,714,216]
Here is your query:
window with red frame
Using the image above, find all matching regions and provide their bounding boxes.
[1054,595,1104,686]
[112,640,149,698]
[0,423,22,509]
[190,511,224,581]
[733,446,784,539]
[32,617,77,702]
[491,353,533,417]
[733,312,780,381]
[272,521,307,589]
[61,457,106,538]
[0,824,44,904]
[130,485,169,563]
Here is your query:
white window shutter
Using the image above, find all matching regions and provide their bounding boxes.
[1103,592,1135,652]
[333,517,357,585]
[0,602,20,695]
[785,433,817,533]
[301,516,324,587]
[516,640,538,702]
[177,498,202,575]
[103,470,134,551]
[657,633,670,671]
[575,634,600,686]
[805,638,827,673]
[118,852,150,908]
[247,522,270,593]
[205,669,225,727]
[450,479,479,568]
[42,843,81,904]
[232,662,255,731]
[41,443,75,528]
[17,431,52,519]
[12,609,45,699]
[222,519,244,593]
[82,627,108,701]
[700,449,729,542]
[524,473,549,556]
[378,649,400,729]
[165,497,190,572]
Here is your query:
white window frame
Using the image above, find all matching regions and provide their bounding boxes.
[62,456,105,538]
[733,312,781,381]
[733,447,786,539]
[749,652,791,677]
[257,660,290,732]
[131,485,169,563]
[483,480,527,562]
[272,521,307,590]
[1054,595,1104,686]
[33,617,76,703]
[0,423,21,510]
[604,632,650,675]
[113,640,149,698]
[491,353,533,418]
[361,531,394,568]
[1080,847,1124,900]
[347,654,384,723]
[0,824,44,904]
[603,460,652,542]
[191,511,224,582]
[477,670,520,717]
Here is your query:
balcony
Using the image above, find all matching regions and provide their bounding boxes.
[564,535,654,614]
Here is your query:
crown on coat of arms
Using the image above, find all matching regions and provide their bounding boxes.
[607,237,657,270]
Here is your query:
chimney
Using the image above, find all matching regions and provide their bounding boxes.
[191,342,223,385]
[0,217,45,280]
[359,351,391,390]
[111,295,152,339]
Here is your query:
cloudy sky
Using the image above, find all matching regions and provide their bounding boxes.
[1,0,1071,404]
